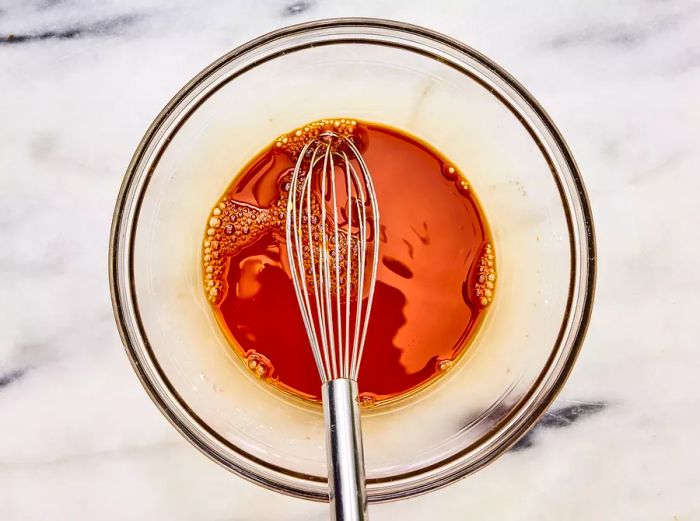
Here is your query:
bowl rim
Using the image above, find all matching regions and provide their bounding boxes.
[109,17,596,502]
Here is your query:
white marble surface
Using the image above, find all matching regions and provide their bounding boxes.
[1,1,699,519]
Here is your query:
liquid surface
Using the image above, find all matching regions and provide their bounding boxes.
[202,119,496,406]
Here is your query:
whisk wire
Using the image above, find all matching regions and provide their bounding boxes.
[318,146,335,379]
[343,154,353,379]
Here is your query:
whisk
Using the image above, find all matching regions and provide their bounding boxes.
[286,131,380,521]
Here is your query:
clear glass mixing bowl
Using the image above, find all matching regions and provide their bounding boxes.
[109,18,595,502]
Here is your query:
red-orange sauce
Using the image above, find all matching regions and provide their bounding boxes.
[202,119,496,406]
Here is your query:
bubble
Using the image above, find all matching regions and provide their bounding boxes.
[357,394,376,408]
[442,164,457,179]
[437,359,453,372]
[457,179,470,196]
[245,351,273,379]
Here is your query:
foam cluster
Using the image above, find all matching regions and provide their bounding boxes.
[274,118,357,158]
[474,243,497,307]
[202,180,289,304]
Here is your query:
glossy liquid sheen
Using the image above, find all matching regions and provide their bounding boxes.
[202,119,496,406]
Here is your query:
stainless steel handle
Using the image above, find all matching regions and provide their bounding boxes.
[322,378,368,521]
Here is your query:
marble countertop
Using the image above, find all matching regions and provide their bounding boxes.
[2,1,698,519]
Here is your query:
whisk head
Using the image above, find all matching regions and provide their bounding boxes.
[285,131,380,383]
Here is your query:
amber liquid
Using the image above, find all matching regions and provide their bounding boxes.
[202,120,495,406]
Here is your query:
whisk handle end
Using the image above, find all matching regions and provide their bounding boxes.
[322,378,368,521]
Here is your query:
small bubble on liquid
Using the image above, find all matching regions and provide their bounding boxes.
[245,351,272,379]
[358,394,376,408]
[442,164,457,179]
[437,359,453,372]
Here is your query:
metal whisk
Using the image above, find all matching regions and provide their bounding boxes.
[286,131,379,521]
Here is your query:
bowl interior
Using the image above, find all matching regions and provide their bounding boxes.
[112,20,593,501]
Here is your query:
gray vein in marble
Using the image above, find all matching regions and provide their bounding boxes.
[0,439,183,470]
[511,401,606,451]
[547,5,699,49]
[282,0,315,17]
[0,368,27,390]
[0,13,139,45]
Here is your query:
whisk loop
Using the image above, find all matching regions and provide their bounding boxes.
[287,131,379,382]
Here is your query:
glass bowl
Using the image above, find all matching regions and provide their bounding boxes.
[109,18,595,502]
